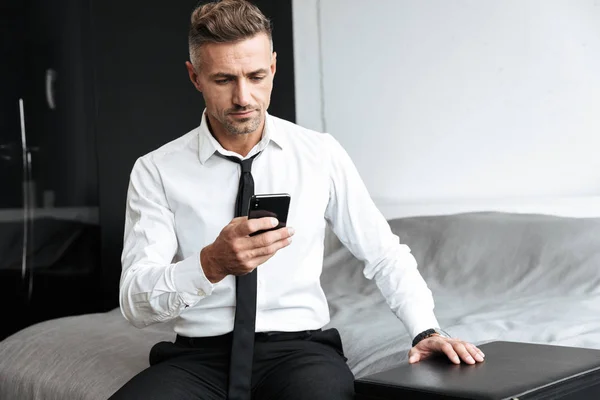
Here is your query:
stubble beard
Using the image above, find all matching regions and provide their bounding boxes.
[223,109,262,136]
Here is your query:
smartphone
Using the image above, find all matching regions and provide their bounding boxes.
[247,193,291,236]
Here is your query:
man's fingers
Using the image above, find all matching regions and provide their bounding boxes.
[250,234,293,258]
[440,342,461,365]
[251,253,277,269]
[453,343,476,364]
[473,344,485,359]
[411,338,485,365]
[408,349,421,364]
[252,226,294,249]
[233,229,294,271]
[250,243,294,269]
[229,217,250,237]
[466,343,485,362]
[234,217,278,237]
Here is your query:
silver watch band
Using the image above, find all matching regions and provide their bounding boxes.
[433,328,452,338]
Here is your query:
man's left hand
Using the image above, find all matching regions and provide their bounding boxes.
[408,335,485,365]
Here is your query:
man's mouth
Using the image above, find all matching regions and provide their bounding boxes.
[229,110,256,118]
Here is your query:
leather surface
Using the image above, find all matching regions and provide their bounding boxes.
[355,341,600,399]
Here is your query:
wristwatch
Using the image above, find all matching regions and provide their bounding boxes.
[412,328,451,347]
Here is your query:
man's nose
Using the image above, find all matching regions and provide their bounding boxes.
[233,80,251,107]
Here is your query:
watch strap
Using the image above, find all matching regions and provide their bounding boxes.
[412,328,449,347]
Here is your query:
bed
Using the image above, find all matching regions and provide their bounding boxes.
[1,196,600,399]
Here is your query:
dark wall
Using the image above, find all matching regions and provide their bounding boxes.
[91,1,296,309]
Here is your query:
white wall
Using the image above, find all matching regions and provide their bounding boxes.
[292,0,600,203]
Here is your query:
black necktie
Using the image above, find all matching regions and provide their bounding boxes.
[225,152,260,400]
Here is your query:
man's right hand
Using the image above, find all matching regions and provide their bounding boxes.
[200,217,295,283]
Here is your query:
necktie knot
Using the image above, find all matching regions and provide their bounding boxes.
[225,152,259,174]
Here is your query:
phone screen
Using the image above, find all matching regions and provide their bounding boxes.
[248,193,291,236]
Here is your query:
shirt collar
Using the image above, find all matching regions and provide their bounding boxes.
[197,110,286,165]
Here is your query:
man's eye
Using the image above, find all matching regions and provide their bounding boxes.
[250,76,265,82]
[215,79,230,84]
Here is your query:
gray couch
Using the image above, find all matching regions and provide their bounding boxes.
[2,212,600,399]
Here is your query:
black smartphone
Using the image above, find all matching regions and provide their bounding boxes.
[247,193,291,236]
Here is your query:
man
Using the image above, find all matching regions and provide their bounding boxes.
[110,1,484,399]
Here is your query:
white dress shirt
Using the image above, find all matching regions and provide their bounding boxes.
[120,111,439,340]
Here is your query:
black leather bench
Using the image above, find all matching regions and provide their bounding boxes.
[355,341,600,399]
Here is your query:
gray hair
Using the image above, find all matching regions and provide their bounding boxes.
[188,0,274,68]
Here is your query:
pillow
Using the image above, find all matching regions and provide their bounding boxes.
[388,212,600,296]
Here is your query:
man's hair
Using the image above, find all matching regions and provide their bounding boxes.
[188,0,273,67]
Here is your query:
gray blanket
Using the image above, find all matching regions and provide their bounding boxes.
[2,212,599,399]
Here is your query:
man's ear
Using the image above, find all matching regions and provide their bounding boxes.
[270,52,277,78]
[185,61,203,92]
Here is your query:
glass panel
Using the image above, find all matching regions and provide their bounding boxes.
[0,5,29,339]
[23,0,100,276]
[1,1,101,338]
[21,0,101,324]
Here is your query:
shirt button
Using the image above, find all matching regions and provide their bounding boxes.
[197,289,206,296]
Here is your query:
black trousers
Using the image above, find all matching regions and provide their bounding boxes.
[109,328,355,400]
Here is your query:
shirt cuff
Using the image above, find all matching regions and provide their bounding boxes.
[173,252,216,307]
[399,307,440,341]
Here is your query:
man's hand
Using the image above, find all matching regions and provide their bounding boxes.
[200,216,294,283]
[408,335,485,365]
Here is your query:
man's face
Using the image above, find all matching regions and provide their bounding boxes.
[187,33,276,136]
